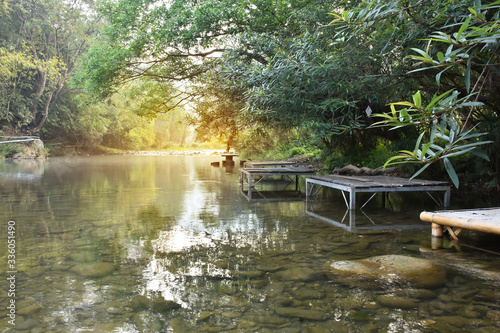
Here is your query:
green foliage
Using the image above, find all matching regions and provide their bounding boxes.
[407,1,500,93]
[246,131,321,162]
[0,0,96,134]
[83,0,392,151]
[0,143,20,158]
[338,0,499,187]
[63,0,499,190]
[322,139,400,171]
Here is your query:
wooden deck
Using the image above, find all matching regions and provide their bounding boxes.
[306,175,451,210]
[244,161,296,168]
[221,153,239,162]
[421,208,500,239]
[240,167,316,201]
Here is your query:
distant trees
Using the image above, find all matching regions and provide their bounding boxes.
[80,0,428,153]
[0,0,95,134]
[79,0,344,148]
[0,0,192,152]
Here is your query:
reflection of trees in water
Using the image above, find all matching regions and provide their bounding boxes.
[0,159,46,182]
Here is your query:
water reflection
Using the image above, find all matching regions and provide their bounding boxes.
[305,197,429,232]
[0,160,45,183]
[0,155,499,332]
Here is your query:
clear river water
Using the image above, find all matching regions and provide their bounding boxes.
[1,154,500,333]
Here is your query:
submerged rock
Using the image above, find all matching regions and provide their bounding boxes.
[274,307,328,320]
[70,262,115,277]
[274,267,323,281]
[129,293,182,313]
[324,255,446,288]
[375,294,420,309]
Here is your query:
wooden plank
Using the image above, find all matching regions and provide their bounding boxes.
[312,175,374,183]
[245,161,296,167]
[243,167,315,174]
[309,175,448,189]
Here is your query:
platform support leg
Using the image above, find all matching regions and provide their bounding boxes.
[247,174,253,200]
[431,223,443,249]
[349,189,356,210]
[381,192,386,208]
[431,223,443,237]
[431,235,443,249]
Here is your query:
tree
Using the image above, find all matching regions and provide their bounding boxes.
[0,0,96,134]
[78,0,352,149]
[188,71,244,152]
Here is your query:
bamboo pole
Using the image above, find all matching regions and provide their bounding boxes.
[420,211,500,236]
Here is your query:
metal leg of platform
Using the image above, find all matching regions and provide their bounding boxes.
[349,188,356,210]
[247,174,253,200]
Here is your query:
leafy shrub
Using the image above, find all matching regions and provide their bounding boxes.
[0,143,21,158]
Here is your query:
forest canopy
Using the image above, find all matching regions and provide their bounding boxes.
[1,0,499,188]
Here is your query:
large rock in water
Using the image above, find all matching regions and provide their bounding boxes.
[324,255,446,289]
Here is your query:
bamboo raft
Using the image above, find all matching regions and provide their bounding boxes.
[420,208,500,240]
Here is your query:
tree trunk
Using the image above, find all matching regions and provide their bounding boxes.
[180,125,187,146]
[33,91,53,133]
[30,69,47,118]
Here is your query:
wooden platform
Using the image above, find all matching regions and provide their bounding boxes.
[306,175,451,210]
[240,167,316,201]
[244,161,296,168]
[221,153,239,162]
[421,208,500,239]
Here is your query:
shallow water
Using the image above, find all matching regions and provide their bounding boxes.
[1,155,500,332]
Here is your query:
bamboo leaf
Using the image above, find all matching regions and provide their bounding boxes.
[410,47,429,58]
[430,120,437,142]
[398,150,416,157]
[471,149,490,161]
[410,163,432,180]
[390,104,397,117]
[421,142,433,160]
[391,101,416,107]
[443,157,459,188]
[457,17,472,42]
[425,89,455,111]
[459,101,483,107]
[412,91,422,109]
[342,9,349,21]
[450,140,493,151]
[466,55,472,93]
[444,147,476,158]
[414,132,425,155]
[383,155,414,168]
[430,144,445,154]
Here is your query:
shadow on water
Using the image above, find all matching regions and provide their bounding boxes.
[0,156,499,332]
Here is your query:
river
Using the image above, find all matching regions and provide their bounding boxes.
[0,155,499,332]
